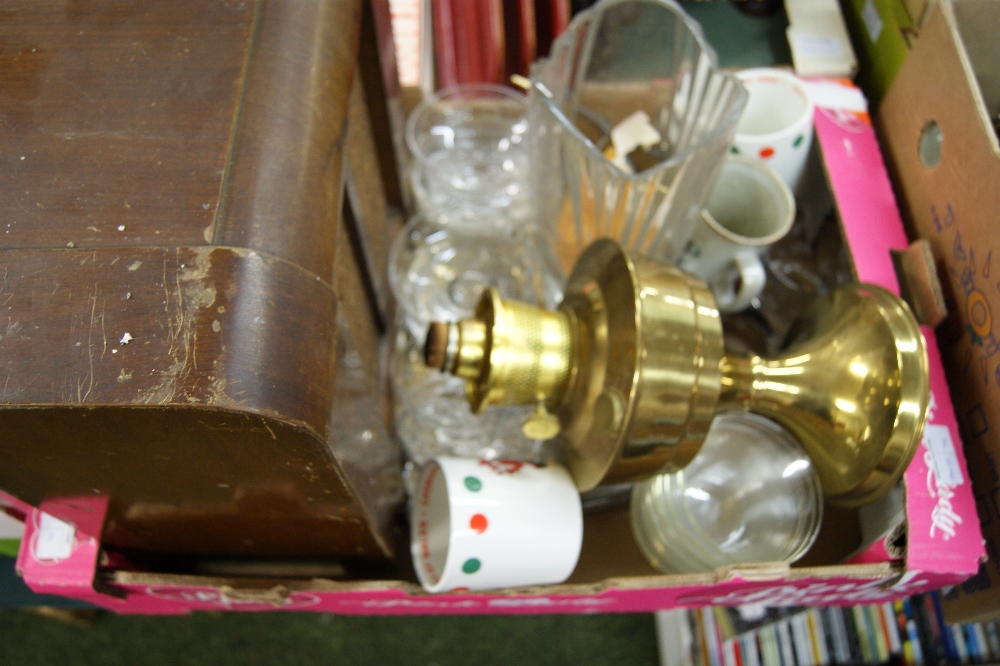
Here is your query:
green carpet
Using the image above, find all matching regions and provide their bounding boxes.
[0,609,659,665]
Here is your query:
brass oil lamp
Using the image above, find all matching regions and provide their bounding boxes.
[423,240,929,508]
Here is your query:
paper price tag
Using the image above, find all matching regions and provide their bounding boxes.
[924,423,965,487]
[34,512,75,562]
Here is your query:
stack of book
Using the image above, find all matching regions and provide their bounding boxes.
[387,0,572,91]
[656,592,1000,666]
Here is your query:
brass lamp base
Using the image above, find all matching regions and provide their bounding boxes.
[719,283,929,508]
[425,240,929,506]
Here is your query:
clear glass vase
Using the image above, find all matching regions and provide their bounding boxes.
[528,0,748,273]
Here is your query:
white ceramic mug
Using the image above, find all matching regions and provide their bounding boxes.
[679,156,795,313]
[411,456,583,592]
[733,68,814,193]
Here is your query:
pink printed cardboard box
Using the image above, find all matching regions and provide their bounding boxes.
[10,78,986,615]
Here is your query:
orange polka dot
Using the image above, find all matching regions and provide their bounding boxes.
[759,147,775,159]
[470,513,488,534]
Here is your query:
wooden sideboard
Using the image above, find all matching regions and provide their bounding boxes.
[0,0,408,562]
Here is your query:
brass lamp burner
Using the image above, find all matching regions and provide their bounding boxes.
[424,239,929,507]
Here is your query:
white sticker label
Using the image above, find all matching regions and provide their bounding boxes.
[34,512,75,562]
[924,423,965,487]
[861,0,884,43]
[793,33,847,59]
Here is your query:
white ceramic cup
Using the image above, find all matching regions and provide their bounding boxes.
[411,456,583,593]
[733,68,815,192]
[679,155,795,313]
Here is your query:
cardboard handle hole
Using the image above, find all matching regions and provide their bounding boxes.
[918,120,943,169]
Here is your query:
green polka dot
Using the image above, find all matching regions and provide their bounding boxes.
[463,476,482,492]
[793,134,804,148]
[462,558,481,574]
[730,145,740,154]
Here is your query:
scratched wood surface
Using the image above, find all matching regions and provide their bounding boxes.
[0,2,253,248]
[0,0,405,561]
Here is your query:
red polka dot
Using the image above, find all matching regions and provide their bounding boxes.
[470,513,488,534]
[759,147,775,159]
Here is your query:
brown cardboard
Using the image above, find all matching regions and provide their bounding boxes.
[892,239,948,327]
[901,0,932,27]
[876,0,1000,623]
[100,505,894,603]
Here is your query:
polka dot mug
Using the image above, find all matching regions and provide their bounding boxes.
[411,456,583,592]
[732,68,815,193]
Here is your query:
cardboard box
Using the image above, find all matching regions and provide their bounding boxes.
[12,79,985,616]
[876,0,1000,624]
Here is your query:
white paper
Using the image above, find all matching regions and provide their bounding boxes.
[924,423,965,487]
[610,111,662,173]
[34,512,75,561]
